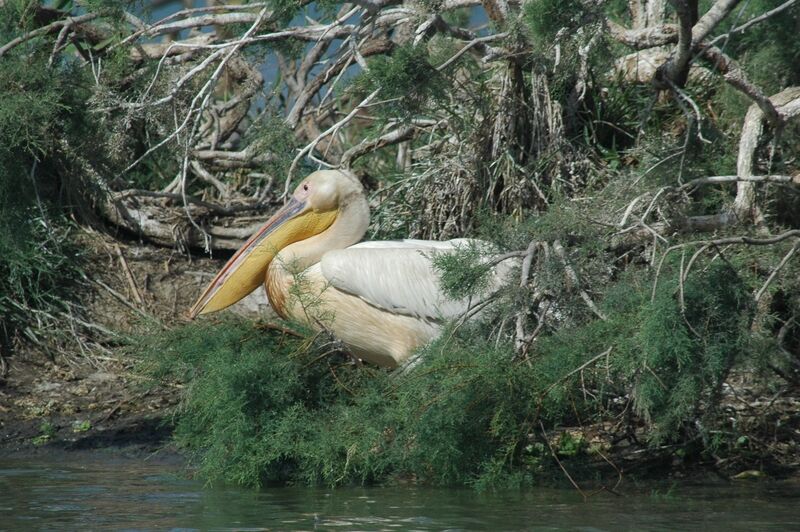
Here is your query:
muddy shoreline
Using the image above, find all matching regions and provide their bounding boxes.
[0,353,180,460]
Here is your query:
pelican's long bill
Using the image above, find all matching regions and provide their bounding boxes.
[189,197,338,318]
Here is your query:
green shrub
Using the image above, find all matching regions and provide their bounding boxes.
[0,48,87,352]
[0,201,83,349]
[523,0,586,44]
[355,45,447,121]
[628,262,752,442]
[138,318,541,487]
[140,254,756,488]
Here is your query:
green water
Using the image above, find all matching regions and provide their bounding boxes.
[0,454,798,531]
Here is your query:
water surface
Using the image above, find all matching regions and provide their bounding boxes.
[1,454,798,530]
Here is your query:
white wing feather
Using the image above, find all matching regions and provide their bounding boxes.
[320,239,514,321]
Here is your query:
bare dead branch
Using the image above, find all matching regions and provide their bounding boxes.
[692,0,742,43]
[0,12,97,57]
[129,34,216,61]
[286,38,394,128]
[340,125,417,168]
[144,12,262,37]
[606,20,678,49]
[286,88,381,192]
[190,161,230,198]
[733,87,800,221]
[436,32,508,71]
[683,174,799,187]
[707,0,798,46]
[193,147,276,169]
[755,241,800,303]
[657,0,695,88]
[114,244,144,307]
[350,0,402,13]
[99,192,271,250]
[515,241,539,355]
[700,46,782,127]
[553,241,608,321]
[113,2,272,49]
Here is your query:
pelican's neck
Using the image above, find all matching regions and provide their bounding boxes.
[273,193,369,275]
[266,194,369,318]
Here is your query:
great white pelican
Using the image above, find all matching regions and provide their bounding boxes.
[189,170,513,367]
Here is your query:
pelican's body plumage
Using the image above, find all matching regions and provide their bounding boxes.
[190,170,512,367]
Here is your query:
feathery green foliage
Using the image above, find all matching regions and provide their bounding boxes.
[523,0,586,44]
[244,113,300,187]
[139,250,759,488]
[0,36,87,352]
[139,318,543,488]
[431,241,497,300]
[355,45,447,121]
[0,197,83,350]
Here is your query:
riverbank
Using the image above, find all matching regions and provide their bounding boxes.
[0,352,177,456]
[2,349,800,487]
[4,346,798,488]
[0,232,206,458]
[1,233,799,487]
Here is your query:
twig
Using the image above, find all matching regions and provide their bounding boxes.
[285,88,380,193]
[436,32,508,71]
[677,248,703,338]
[47,22,72,68]
[754,240,800,303]
[706,0,798,47]
[91,278,163,327]
[681,174,798,188]
[682,243,711,283]
[114,244,144,306]
[667,78,711,144]
[593,449,624,495]
[0,13,98,58]
[618,196,642,228]
[540,348,614,401]
[652,231,800,301]
[328,362,355,395]
[553,241,607,321]
[644,362,668,390]
[340,125,416,168]
[256,321,305,338]
[99,390,152,423]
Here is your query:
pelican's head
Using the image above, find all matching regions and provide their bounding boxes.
[189,169,364,318]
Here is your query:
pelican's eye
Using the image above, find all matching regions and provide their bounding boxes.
[303,183,309,191]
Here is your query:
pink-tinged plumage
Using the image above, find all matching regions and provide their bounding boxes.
[192,170,515,368]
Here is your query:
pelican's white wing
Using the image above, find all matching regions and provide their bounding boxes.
[320,239,514,321]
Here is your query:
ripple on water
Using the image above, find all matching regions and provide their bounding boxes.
[1,456,799,530]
